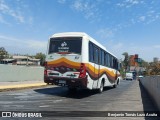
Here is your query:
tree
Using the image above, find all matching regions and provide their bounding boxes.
[140,59,148,67]
[122,52,129,72]
[35,52,46,66]
[147,62,160,75]
[0,47,8,61]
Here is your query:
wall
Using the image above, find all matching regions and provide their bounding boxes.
[140,76,160,111]
[0,65,44,82]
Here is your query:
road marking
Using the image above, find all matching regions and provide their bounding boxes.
[39,105,50,107]
[53,99,62,103]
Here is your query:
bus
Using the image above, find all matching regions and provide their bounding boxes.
[44,32,121,93]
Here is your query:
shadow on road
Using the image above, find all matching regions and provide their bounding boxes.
[139,82,160,120]
[34,86,114,99]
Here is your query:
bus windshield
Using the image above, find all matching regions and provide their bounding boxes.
[48,37,82,54]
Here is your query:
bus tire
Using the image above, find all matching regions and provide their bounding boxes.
[113,79,119,88]
[113,83,117,88]
[46,83,49,85]
[98,81,104,93]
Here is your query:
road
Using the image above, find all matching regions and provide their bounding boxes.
[0,80,159,120]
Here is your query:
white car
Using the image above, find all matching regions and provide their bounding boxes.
[125,72,133,80]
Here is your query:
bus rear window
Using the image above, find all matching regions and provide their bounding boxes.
[49,37,82,54]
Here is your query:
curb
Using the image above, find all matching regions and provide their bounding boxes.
[0,83,47,92]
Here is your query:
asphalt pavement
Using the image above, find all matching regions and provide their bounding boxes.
[0,80,159,120]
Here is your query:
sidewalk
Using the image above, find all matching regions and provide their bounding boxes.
[0,80,46,91]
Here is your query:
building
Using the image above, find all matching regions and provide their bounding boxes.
[13,55,40,65]
[153,57,159,63]
[129,54,139,66]
[1,55,40,66]
[0,59,16,64]
[128,54,145,75]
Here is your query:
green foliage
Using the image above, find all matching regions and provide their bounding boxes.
[122,52,129,72]
[0,47,8,60]
[139,59,149,67]
[34,52,46,66]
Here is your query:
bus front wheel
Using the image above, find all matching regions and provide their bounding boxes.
[113,83,117,88]
[113,80,119,88]
[98,81,104,93]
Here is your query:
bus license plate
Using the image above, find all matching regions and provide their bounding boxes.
[59,80,66,84]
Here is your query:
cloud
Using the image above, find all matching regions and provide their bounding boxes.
[117,0,143,8]
[0,0,34,25]
[71,0,101,21]
[57,0,160,27]
[113,43,124,49]
[0,14,10,25]
[125,45,160,62]
[145,10,160,24]
[153,45,160,48]
[27,40,47,49]
[58,0,66,4]
[0,0,24,23]
[96,28,114,39]
[139,16,146,22]
[116,1,160,26]
[103,40,159,62]
[137,11,160,25]
[0,35,47,54]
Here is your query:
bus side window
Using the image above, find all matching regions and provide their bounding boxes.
[116,59,118,70]
[114,58,117,69]
[99,49,102,65]
[111,56,114,68]
[94,46,99,64]
[113,58,115,69]
[89,42,94,62]
[102,50,105,66]
[106,53,109,67]
[108,53,110,67]
[104,52,106,66]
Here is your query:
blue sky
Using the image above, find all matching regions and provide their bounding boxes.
[0,0,160,62]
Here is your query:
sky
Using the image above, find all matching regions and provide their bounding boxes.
[0,0,160,62]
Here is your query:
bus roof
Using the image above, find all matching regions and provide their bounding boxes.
[50,32,117,59]
[51,32,87,38]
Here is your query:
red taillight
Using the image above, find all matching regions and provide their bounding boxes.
[79,63,86,78]
[58,52,70,54]
[44,61,48,76]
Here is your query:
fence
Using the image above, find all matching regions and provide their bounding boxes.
[140,76,160,111]
[0,64,44,82]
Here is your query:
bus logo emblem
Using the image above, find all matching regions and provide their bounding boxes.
[61,42,67,47]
